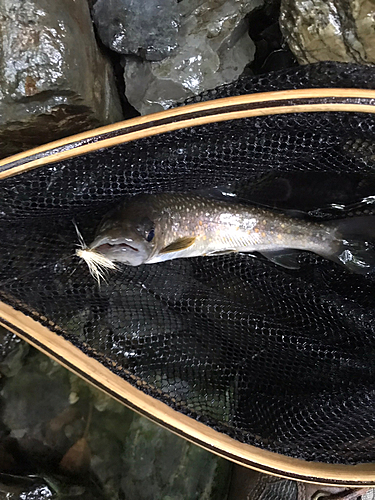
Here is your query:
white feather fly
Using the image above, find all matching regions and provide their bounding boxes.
[74,221,118,284]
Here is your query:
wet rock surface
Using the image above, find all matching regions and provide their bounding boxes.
[121,416,231,500]
[280,0,375,65]
[0,0,123,159]
[123,0,263,114]
[0,327,232,500]
[0,329,29,378]
[92,0,180,61]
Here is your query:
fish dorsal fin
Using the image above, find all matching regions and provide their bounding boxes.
[259,249,301,269]
[159,236,196,254]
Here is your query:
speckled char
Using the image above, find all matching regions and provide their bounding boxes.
[89,193,335,266]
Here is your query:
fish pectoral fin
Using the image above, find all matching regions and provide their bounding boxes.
[159,236,196,254]
[259,249,301,269]
[206,249,237,256]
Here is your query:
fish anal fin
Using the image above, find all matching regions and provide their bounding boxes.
[206,249,237,256]
[160,236,196,254]
[259,249,301,269]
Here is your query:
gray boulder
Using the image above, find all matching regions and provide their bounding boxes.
[121,413,232,500]
[92,0,180,61]
[123,0,263,115]
[0,0,122,159]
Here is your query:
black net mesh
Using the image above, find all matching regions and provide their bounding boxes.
[1,62,375,465]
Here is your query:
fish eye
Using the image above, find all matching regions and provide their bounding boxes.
[136,217,155,242]
[146,229,155,242]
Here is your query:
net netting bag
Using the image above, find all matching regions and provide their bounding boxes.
[1,61,375,483]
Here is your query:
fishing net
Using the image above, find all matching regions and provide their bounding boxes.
[1,61,375,465]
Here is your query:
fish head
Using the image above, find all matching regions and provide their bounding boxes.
[89,197,157,266]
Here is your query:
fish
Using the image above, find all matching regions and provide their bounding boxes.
[76,192,375,282]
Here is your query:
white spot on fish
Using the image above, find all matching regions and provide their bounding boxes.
[243,217,257,230]
[219,213,238,224]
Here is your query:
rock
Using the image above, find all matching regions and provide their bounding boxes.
[121,414,232,500]
[0,472,105,499]
[0,326,29,377]
[0,341,231,498]
[88,402,134,499]
[0,475,55,499]
[1,357,71,433]
[280,0,375,65]
[92,0,180,61]
[88,395,232,499]
[248,0,297,73]
[123,0,263,115]
[0,0,123,159]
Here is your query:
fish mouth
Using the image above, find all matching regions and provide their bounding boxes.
[90,235,140,255]
[94,242,139,254]
[89,236,149,266]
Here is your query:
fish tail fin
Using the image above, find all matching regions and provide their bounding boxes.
[322,216,375,274]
